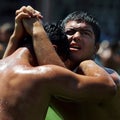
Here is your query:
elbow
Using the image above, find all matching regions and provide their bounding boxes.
[100,75,117,97]
[104,78,117,99]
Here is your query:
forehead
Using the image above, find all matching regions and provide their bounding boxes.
[65,21,93,31]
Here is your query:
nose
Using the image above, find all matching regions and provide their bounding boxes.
[73,31,81,38]
[71,31,81,43]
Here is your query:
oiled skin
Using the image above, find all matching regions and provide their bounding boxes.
[2,6,119,120]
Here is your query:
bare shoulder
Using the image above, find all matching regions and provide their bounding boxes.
[35,65,75,78]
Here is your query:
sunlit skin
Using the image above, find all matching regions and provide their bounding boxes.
[0,44,116,120]
[0,48,51,120]
[50,20,120,120]
[2,6,120,120]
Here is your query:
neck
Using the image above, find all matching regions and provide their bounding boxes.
[65,59,80,70]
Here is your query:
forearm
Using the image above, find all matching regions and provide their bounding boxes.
[3,8,26,58]
[3,34,20,58]
[42,65,116,102]
[32,21,65,67]
[79,60,110,77]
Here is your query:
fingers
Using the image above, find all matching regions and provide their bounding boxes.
[27,6,43,18]
[34,10,43,19]
[15,12,31,23]
[16,6,27,15]
[26,5,36,15]
[16,5,43,19]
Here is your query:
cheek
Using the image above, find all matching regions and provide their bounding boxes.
[85,42,96,54]
[84,40,94,48]
[85,38,95,47]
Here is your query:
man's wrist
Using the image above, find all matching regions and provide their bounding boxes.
[33,21,43,32]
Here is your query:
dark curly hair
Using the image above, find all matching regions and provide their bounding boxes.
[19,22,70,60]
[44,22,70,59]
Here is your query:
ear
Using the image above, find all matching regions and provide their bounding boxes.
[53,45,58,51]
[95,43,100,53]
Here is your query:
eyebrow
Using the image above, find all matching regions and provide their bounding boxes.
[70,27,94,35]
[82,28,94,34]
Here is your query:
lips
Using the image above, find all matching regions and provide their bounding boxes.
[70,43,81,51]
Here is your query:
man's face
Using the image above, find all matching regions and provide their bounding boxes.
[65,21,96,63]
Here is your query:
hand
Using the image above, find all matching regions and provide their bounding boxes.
[23,17,42,36]
[3,6,43,58]
[14,6,43,40]
[12,6,30,41]
[16,5,43,19]
[17,5,43,36]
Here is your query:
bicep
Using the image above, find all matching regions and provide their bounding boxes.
[29,65,116,102]
[36,65,116,102]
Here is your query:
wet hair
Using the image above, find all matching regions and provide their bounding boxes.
[44,22,70,59]
[61,11,101,43]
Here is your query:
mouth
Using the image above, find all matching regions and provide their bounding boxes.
[70,44,81,51]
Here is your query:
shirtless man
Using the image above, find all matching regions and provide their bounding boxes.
[15,6,120,120]
[1,6,117,120]
[50,11,120,120]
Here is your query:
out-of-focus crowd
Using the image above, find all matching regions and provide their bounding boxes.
[97,40,120,74]
[0,22,120,74]
[0,22,14,58]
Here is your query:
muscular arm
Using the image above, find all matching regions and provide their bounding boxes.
[34,64,116,102]
[3,34,23,58]
[3,7,28,58]
[23,17,117,101]
[23,18,65,67]
[0,53,116,120]
[11,63,115,103]
[0,63,115,120]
